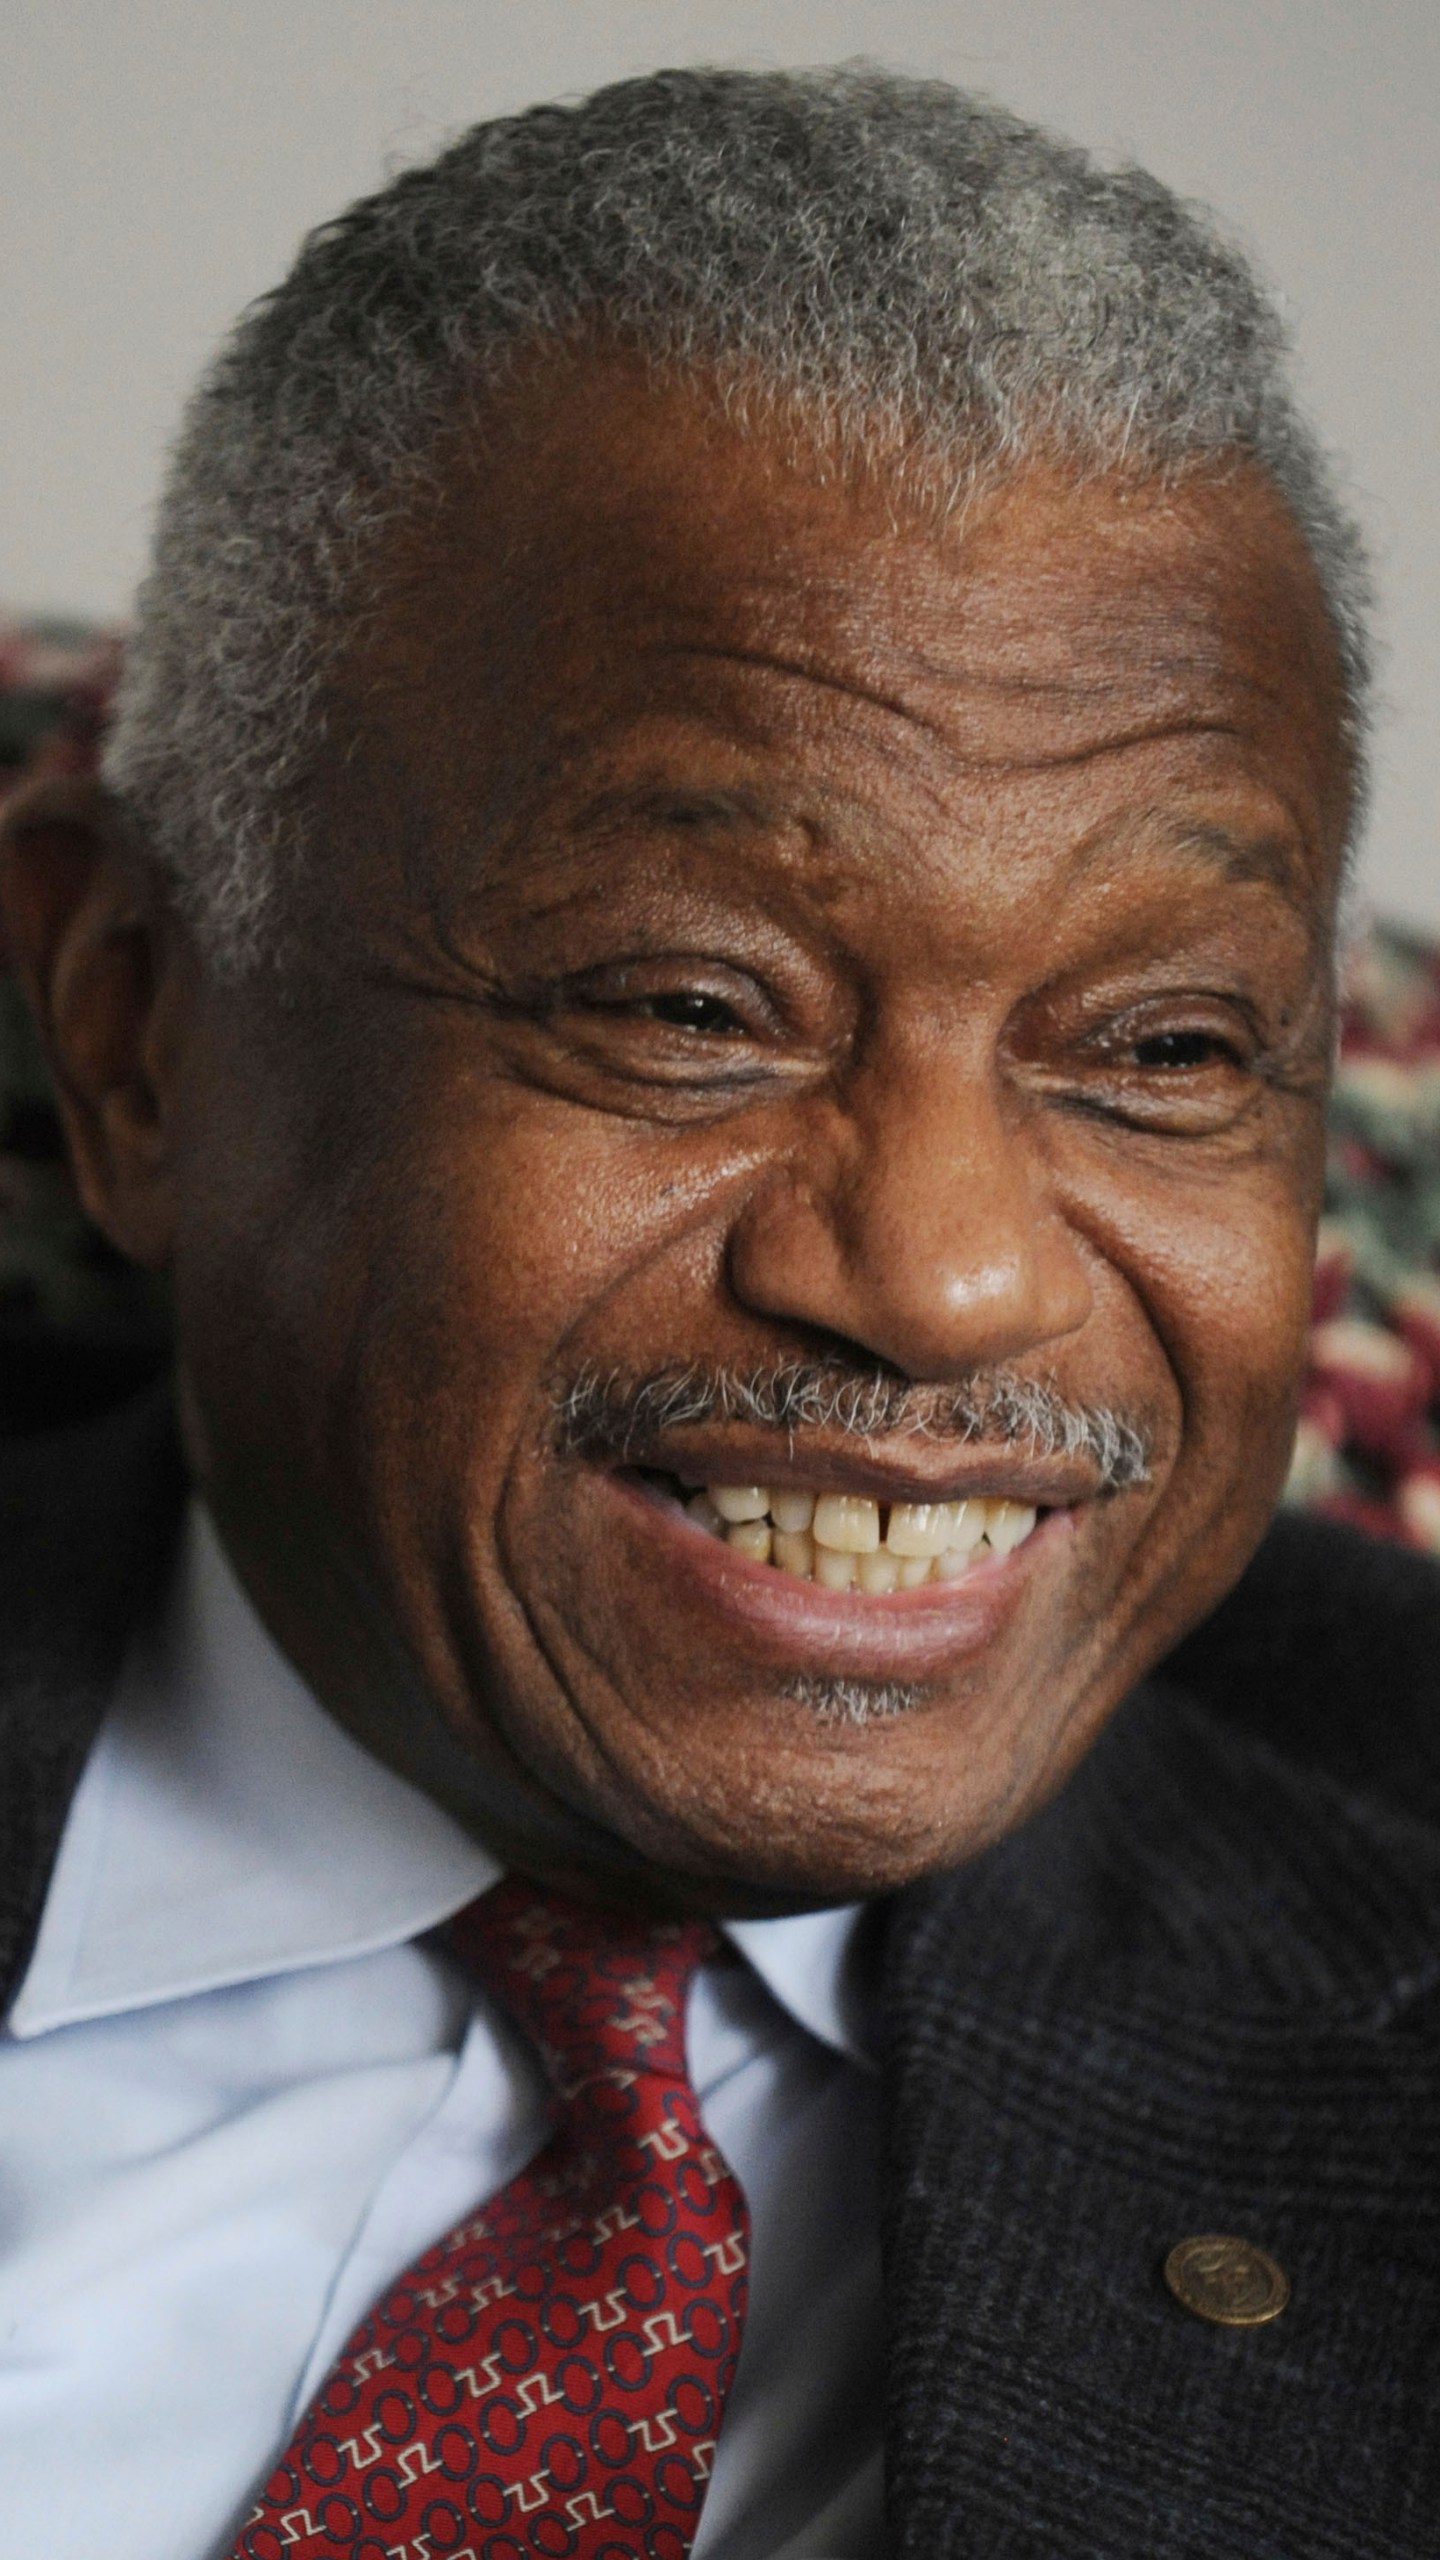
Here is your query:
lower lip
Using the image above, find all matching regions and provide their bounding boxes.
[599,1471,1074,1678]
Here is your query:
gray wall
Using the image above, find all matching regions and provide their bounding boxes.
[4,0,1435,923]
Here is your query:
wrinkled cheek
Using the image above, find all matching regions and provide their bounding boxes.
[1161,1188,1318,1569]
[277,1159,647,1657]
[1054,1137,1323,1671]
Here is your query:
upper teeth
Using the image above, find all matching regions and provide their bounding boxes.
[687,1485,1039,1584]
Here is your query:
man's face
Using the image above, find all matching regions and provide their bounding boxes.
[167,362,1348,1908]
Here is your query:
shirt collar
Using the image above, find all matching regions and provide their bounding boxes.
[10,1504,499,2036]
[723,1908,875,2068]
[10,1504,871,2064]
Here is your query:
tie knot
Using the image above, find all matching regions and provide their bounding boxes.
[450,1876,720,2097]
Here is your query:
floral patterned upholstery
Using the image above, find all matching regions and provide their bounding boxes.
[1298,924,1440,1548]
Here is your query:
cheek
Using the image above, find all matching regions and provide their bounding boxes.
[264,1049,739,1502]
[1081,1141,1321,1505]
[360,1093,692,1382]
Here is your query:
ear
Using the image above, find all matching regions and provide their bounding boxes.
[0,776,193,1268]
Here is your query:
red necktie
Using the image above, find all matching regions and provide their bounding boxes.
[230,1877,750,2560]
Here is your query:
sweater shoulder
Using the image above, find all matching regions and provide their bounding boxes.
[1165,1507,1440,1815]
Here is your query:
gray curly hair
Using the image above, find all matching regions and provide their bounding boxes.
[103,62,1371,971]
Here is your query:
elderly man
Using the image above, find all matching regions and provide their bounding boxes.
[0,62,1435,2560]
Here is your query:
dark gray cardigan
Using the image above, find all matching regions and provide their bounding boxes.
[4,1392,1439,2556]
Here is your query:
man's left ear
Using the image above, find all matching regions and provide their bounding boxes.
[0,775,192,1269]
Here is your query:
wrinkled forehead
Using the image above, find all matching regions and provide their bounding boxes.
[317,354,1353,928]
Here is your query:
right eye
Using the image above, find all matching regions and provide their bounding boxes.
[623,989,748,1036]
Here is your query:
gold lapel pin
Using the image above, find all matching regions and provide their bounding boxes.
[1163,2234,1291,2327]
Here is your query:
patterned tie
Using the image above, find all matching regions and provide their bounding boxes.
[231,1877,750,2560]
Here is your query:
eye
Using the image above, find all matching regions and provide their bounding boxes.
[516,955,794,1105]
[1019,992,1271,1137]
[634,988,747,1036]
[1131,1029,1238,1070]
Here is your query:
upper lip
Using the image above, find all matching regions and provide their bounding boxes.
[605,1431,1105,1510]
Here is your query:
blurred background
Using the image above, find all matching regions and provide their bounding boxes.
[4,0,1437,923]
[4,1,1440,1543]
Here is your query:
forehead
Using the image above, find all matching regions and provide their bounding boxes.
[331,356,1351,919]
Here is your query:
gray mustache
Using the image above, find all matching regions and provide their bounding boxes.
[554,1359,1154,1494]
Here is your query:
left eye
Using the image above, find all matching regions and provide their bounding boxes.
[635,990,746,1035]
[1131,1029,1235,1070]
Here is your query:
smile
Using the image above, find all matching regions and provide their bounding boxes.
[684,1483,1040,1589]
[600,1464,1072,1680]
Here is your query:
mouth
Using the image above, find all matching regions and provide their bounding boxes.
[586,1456,1080,1685]
[676,1477,1040,1589]
[554,1368,1146,1662]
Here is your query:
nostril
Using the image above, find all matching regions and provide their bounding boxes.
[727,1146,1091,1385]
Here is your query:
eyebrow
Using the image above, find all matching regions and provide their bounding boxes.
[566,788,1308,876]
[563,780,792,845]
[548,771,1324,961]
[656,638,919,725]
[1158,817,1315,909]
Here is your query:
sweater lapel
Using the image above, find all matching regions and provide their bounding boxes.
[881,1672,1440,2557]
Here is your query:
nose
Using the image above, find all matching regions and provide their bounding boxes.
[727,1044,1094,1380]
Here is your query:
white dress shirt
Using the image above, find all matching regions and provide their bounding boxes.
[0,1506,884,2558]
